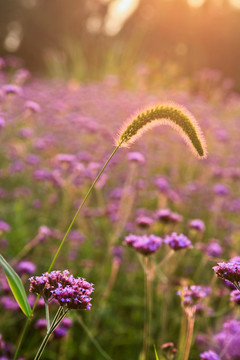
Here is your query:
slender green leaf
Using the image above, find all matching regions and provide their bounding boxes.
[153,345,159,360]
[0,254,31,317]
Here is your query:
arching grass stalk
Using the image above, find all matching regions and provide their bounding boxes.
[14,144,121,359]
[14,103,206,359]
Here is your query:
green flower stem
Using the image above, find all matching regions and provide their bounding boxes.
[34,307,68,360]
[183,308,195,360]
[178,311,187,359]
[143,256,152,360]
[45,302,50,331]
[13,143,122,359]
[13,317,32,360]
[156,249,174,269]
[76,313,113,360]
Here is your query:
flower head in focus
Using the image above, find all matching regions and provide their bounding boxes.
[29,270,94,310]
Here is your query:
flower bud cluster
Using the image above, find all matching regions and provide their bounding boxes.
[164,232,193,251]
[177,285,210,308]
[29,270,94,310]
[213,262,240,288]
[124,234,162,255]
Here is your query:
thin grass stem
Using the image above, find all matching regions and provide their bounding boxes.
[13,144,122,359]
[76,314,113,360]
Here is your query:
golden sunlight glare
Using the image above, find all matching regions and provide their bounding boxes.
[230,0,240,9]
[104,0,140,36]
[187,0,206,7]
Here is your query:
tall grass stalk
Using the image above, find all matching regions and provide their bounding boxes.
[14,143,122,359]
[76,314,113,360]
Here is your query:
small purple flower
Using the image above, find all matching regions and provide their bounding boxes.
[2,84,22,96]
[1,296,19,311]
[0,221,10,232]
[34,318,47,330]
[127,152,145,164]
[17,261,36,275]
[112,246,123,264]
[230,256,240,264]
[136,215,154,228]
[230,290,240,304]
[213,261,240,289]
[68,230,85,243]
[214,319,240,359]
[164,232,193,251]
[189,219,205,232]
[200,350,220,360]
[124,234,162,256]
[155,209,182,224]
[213,183,229,196]
[26,154,40,166]
[154,177,169,193]
[61,317,73,328]
[53,327,68,339]
[0,117,5,129]
[38,225,52,242]
[24,100,41,113]
[177,285,210,308]
[205,240,223,257]
[55,153,76,163]
[14,68,30,84]
[19,127,33,139]
[33,169,51,181]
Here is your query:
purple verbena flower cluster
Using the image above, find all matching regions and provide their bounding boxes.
[200,350,220,360]
[177,285,210,307]
[214,319,240,359]
[29,270,94,310]
[230,289,240,304]
[188,219,205,232]
[124,234,163,255]
[213,261,240,289]
[164,232,193,251]
[155,209,183,224]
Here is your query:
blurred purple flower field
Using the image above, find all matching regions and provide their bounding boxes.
[0,60,240,359]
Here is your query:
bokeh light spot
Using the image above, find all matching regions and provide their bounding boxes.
[187,0,206,7]
[104,0,140,36]
[4,22,23,52]
[230,0,240,9]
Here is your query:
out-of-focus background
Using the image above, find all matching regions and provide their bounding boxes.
[1,0,240,89]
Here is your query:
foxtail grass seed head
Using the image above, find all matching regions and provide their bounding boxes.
[116,103,207,158]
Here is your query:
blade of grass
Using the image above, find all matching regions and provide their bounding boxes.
[0,254,31,317]
[153,345,159,360]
